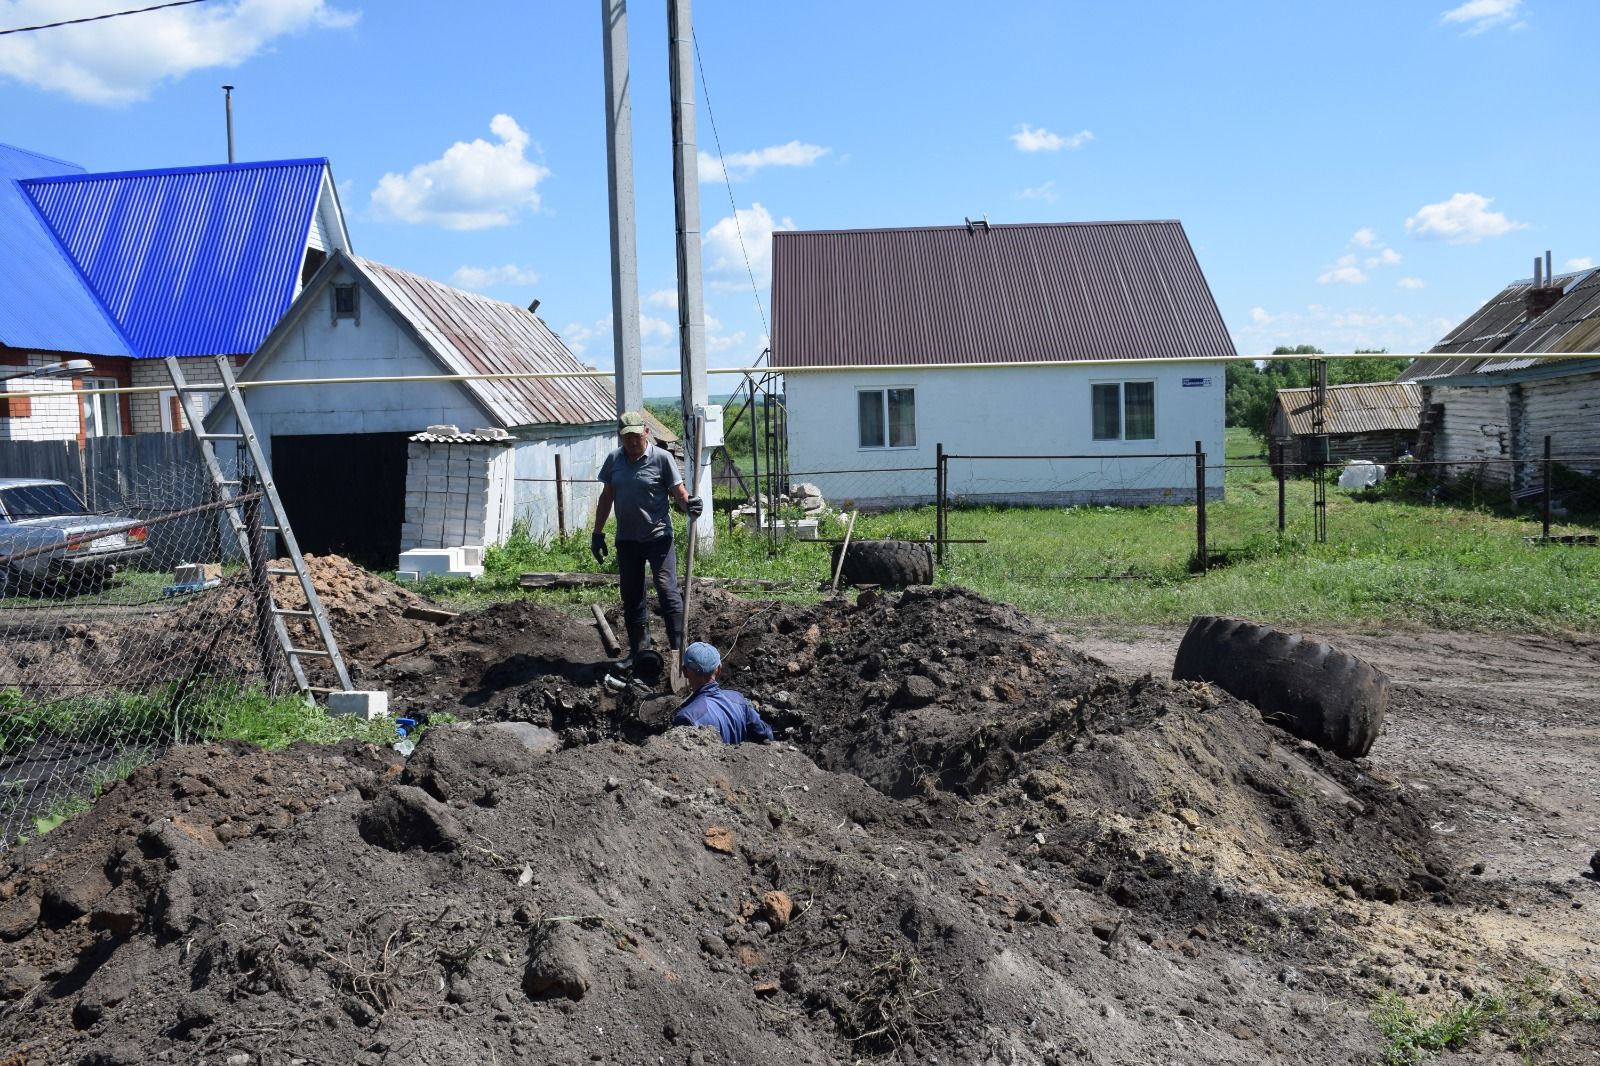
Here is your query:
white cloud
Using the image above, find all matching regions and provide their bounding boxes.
[1010,125,1093,152]
[697,140,829,183]
[1249,307,1274,324]
[704,202,795,280]
[1018,180,1058,203]
[448,264,540,291]
[370,115,550,230]
[1234,302,1447,355]
[639,314,674,340]
[0,0,357,105]
[1565,257,1594,270]
[646,289,679,310]
[1441,0,1525,33]
[1397,276,1426,289]
[1405,192,1525,243]
[1365,248,1403,267]
[1349,227,1379,248]
[1318,255,1367,285]
[559,321,598,358]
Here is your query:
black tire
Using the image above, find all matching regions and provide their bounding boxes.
[1172,615,1389,759]
[829,540,934,588]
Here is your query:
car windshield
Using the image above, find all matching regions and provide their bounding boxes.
[0,483,87,518]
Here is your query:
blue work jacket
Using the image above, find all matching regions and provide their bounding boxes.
[672,682,773,745]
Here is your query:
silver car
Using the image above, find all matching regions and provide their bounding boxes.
[0,478,149,593]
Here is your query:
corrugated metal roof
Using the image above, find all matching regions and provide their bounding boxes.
[409,426,515,444]
[770,220,1236,368]
[1274,381,1422,436]
[351,255,617,429]
[21,158,328,359]
[0,143,134,356]
[1402,267,1600,381]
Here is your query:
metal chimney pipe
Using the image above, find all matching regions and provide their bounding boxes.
[1546,250,1553,285]
[222,85,235,163]
[1534,256,1542,288]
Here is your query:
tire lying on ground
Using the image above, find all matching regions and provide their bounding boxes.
[1171,615,1389,759]
[829,539,934,588]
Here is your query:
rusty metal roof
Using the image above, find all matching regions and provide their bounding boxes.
[770,220,1236,368]
[1274,381,1422,436]
[352,255,616,429]
[1401,267,1600,380]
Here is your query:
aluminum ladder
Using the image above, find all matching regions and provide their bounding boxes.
[165,355,353,696]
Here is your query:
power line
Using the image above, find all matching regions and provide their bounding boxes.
[691,29,770,343]
[0,0,212,36]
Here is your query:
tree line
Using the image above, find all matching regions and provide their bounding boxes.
[1226,346,1411,440]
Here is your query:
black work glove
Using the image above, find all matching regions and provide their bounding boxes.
[684,496,704,519]
[590,531,608,564]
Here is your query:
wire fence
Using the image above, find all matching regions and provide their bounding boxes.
[0,452,279,846]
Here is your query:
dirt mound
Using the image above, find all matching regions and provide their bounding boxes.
[2,581,1595,1064]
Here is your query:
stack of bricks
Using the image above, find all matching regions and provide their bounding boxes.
[401,428,511,552]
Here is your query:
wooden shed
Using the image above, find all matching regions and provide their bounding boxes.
[1270,381,1421,467]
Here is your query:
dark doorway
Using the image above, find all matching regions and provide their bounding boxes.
[271,433,409,570]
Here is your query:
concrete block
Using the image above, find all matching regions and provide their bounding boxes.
[459,545,484,566]
[326,690,390,720]
[173,563,222,584]
[395,570,420,583]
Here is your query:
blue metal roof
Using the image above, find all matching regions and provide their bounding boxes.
[21,158,328,358]
[0,143,134,356]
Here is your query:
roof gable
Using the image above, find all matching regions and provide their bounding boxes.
[240,253,615,430]
[21,158,334,359]
[1273,381,1421,436]
[1403,267,1600,381]
[770,220,1236,368]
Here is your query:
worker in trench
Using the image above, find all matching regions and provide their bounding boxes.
[673,642,773,744]
[591,411,703,665]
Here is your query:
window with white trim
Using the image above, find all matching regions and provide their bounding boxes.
[81,378,123,438]
[858,387,916,449]
[1091,381,1155,441]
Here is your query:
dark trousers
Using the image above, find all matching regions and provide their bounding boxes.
[616,534,682,640]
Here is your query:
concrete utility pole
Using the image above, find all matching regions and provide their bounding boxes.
[667,0,713,544]
[222,85,235,163]
[601,0,643,415]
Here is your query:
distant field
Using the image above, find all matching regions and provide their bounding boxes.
[411,428,1600,634]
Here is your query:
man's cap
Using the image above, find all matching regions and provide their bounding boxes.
[682,641,721,673]
[618,411,647,436]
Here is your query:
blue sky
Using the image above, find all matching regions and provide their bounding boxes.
[3,0,1596,393]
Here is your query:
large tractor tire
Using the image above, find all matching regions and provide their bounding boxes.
[1172,615,1389,759]
[829,540,934,588]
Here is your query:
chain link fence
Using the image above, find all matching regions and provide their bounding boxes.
[0,449,275,846]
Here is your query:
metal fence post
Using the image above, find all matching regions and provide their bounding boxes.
[240,474,283,692]
[935,442,945,565]
[1542,434,1552,541]
[554,453,566,539]
[1195,440,1208,571]
[1276,440,1286,534]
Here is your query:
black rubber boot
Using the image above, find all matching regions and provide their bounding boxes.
[619,623,651,669]
[663,613,683,652]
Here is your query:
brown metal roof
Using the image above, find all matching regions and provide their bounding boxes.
[354,255,616,429]
[1401,267,1600,381]
[769,220,1236,368]
[1274,381,1422,436]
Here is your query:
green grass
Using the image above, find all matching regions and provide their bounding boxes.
[401,428,1600,634]
[1373,990,1500,1065]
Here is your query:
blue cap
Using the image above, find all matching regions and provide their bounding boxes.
[682,641,721,673]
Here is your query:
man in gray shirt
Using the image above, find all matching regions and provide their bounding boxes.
[591,411,703,663]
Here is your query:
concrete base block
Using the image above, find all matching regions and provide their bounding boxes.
[397,547,484,580]
[327,690,390,720]
[395,570,420,583]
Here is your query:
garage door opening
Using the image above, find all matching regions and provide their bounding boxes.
[271,433,409,570]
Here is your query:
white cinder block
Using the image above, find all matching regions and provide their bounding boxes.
[326,690,390,720]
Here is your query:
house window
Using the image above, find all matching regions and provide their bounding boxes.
[858,387,916,449]
[1091,381,1155,441]
[332,284,360,322]
[81,378,123,437]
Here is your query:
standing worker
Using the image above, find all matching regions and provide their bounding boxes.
[592,411,703,665]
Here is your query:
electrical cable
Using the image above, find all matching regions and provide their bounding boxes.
[691,29,770,341]
[0,0,211,36]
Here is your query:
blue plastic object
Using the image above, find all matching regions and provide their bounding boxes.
[395,717,419,737]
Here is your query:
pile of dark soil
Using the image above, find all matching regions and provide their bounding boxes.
[2,576,1594,1064]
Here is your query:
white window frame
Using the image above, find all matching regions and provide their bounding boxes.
[1090,380,1157,443]
[81,377,123,438]
[856,385,917,450]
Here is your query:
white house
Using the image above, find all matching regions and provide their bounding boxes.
[1402,259,1600,492]
[769,220,1232,508]
[207,252,635,568]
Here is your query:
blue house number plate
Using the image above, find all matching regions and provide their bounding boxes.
[1181,377,1213,387]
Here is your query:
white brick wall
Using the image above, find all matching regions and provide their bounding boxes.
[0,353,81,441]
[400,441,509,552]
[129,356,226,433]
